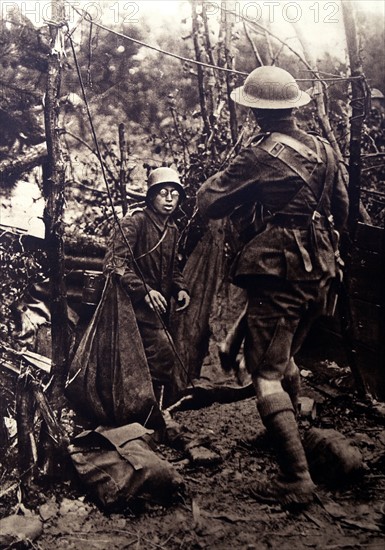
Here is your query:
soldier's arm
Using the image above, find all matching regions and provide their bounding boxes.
[171,260,189,298]
[103,214,148,303]
[197,147,262,219]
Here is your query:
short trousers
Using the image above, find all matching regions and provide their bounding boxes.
[244,275,331,381]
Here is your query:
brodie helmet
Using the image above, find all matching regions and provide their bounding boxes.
[146,167,185,200]
[230,66,311,109]
[371,88,384,99]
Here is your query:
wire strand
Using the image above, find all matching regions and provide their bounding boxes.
[67,3,248,76]
[66,3,366,84]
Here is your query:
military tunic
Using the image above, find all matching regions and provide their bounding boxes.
[197,119,349,381]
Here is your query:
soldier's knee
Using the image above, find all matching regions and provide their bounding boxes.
[253,376,283,399]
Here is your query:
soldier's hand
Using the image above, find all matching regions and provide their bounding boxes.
[145,290,167,314]
[176,290,190,311]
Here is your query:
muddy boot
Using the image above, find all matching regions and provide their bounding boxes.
[249,392,315,506]
[282,358,301,414]
[238,428,273,451]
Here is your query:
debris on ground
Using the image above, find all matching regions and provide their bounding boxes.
[1,348,385,548]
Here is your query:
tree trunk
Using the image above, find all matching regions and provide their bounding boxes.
[118,123,128,216]
[191,0,210,138]
[292,22,341,152]
[223,9,238,145]
[292,19,370,225]
[0,143,47,186]
[243,22,263,67]
[16,371,37,485]
[40,0,69,476]
[42,0,69,407]
[341,1,367,233]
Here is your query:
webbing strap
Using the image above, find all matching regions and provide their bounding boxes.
[271,132,323,164]
[257,132,323,198]
[135,227,168,260]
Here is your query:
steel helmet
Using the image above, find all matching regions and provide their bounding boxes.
[371,88,384,99]
[230,66,311,109]
[146,167,185,200]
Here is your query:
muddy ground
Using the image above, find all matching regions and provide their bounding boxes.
[1,333,385,550]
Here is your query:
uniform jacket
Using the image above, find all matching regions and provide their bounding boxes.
[104,207,187,304]
[197,119,349,284]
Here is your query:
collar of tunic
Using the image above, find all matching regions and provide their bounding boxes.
[144,206,177,232]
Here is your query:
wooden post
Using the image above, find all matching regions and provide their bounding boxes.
[381,217,385,397]
[191,0,210,138]
[16,371,37,485]
[42,0,69,409]
[338,1,372,398]
[292,22,343,154]
[223,8,238,146]
[341,1,367,234]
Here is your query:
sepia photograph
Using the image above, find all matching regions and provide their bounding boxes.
[0,1,384,548]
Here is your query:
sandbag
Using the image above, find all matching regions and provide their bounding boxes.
[65,276,164,430]
[304,427,363,484]
[170,221,226,390]
[68,423,184,509]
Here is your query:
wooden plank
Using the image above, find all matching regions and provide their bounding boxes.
[65,256,104,271]
[354,222,383,253]
[349,298,381,349]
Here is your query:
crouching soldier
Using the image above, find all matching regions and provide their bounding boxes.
[197,66,349,505]
[104,167,190,408]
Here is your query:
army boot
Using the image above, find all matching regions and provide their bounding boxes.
[249,391,315,506]
[282,358,301,414]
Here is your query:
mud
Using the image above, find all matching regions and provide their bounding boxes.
[2,369,385,549]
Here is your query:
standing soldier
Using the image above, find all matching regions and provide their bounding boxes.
[197,66,349,505]
[104,167,190,408]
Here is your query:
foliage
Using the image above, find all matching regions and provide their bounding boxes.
[1,0,385,340]
[0,233,47,344]
[0,13,49,160]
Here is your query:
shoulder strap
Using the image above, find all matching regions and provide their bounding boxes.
[271,132,323,164]
[256,132,323,195]
[134,226,169,260]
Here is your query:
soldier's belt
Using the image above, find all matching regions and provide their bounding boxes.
[271,213,329,229]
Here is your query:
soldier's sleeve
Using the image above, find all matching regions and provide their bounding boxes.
[331,160,349,232]
[197,147,260,219]
[171,259,189,297]
[103,214,148,303]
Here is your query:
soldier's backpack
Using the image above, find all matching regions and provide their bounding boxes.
[68,423,184,510]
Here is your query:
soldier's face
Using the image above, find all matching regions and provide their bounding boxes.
[152,185,179,217]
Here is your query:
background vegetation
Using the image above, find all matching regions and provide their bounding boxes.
[1,0,384,344]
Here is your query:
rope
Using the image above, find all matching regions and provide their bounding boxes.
[67,33,194,388]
